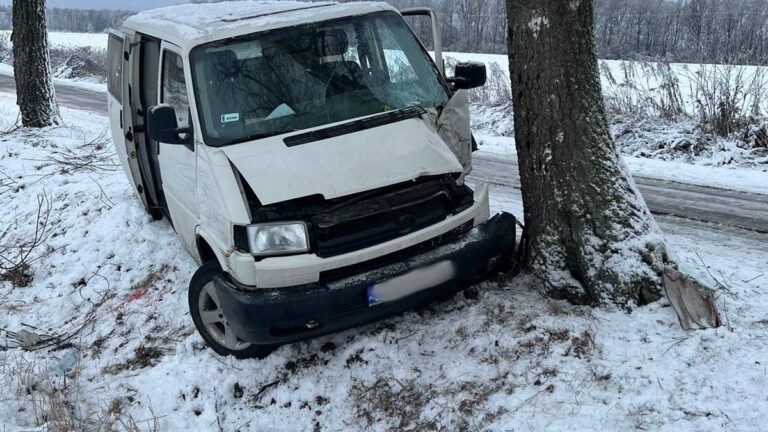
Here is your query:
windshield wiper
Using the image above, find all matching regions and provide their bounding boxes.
[283,106,428,147]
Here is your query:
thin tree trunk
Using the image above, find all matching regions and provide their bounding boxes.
[505,0,673,306]
[12,0,59,128]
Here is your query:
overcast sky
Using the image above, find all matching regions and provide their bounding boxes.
[0,0,189,10]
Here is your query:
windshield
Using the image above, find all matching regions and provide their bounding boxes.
[190,12,450,147]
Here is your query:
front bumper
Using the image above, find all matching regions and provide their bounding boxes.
[226,184,492,289]
[214,212,517,345]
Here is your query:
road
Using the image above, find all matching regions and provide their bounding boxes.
[2,73,767,234]
[0,74,107,114]
[473,153,768,234]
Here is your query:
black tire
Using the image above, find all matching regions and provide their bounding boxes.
[148,207,164,221]
[188,261,274,359]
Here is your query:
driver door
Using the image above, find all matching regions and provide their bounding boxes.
[157,43,197,251]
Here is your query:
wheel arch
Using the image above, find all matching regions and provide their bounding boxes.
[195,233,227,270]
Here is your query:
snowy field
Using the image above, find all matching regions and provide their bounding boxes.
[444,51,768,116]
[0,30,107,51]
[1,92,768,431]
[447,51,768,168]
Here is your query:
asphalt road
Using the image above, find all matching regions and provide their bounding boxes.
[2,73,766,234]
[0,74,107,114]
[472,153,768,234]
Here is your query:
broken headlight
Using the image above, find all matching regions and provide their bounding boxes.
[246,222,309,256]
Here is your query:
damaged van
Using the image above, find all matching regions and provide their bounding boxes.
[108,1,516,358]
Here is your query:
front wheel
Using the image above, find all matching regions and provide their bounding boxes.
[189,261,274,359]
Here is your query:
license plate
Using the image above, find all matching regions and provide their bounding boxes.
[367,261,456,306]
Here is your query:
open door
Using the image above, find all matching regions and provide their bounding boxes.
[400,8,445,76]
[154,42,198,250]
[108,30,151,213]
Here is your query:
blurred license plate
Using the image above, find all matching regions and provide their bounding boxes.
[367,261,456,306]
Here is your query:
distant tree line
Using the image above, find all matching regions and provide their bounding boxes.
[346,0,768,64]
[1,0,767,64]
[0,6,132,33]
[340,0,510,54]
[594,0,768,64]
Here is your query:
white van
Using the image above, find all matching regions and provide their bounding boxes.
[107,1,516,358]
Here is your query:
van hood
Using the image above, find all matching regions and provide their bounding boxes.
[220,117,464,206]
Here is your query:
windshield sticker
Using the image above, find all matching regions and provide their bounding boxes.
[221,113,240,124]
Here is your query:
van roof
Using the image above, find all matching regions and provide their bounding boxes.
[122,1,398,52]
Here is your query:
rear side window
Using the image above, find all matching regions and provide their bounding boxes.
[161,50,190,129]
[107,34,123,102]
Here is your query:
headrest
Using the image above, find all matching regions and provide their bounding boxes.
[209,50,238,74]
[316,29,349,58]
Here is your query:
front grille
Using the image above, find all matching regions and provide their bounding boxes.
[319,221,474,283]
[310,179,470,258]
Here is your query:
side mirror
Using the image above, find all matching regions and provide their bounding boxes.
[147,105,192,145]
[449,62,487,90]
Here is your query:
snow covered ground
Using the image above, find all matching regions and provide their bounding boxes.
[450,51,768,169]
[0,62,106,94]
[0,30,108,51]
[444,51,768,115]
[475,135,768,195]
[1,92,767,431]
[0,31,108,92]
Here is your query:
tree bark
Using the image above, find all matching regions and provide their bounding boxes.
[12,0,59,128]
[505,0,673,306]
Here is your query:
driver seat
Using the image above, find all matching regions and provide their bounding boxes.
[315,29,364,95]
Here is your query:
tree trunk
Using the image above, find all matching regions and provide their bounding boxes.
[505,0,673,306]
[12,0,59,128]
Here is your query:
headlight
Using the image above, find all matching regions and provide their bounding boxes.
[246,222,309,256]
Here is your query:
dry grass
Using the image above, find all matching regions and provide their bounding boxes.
[0,193,55,288]
[1,351,159,431]
[600,59,768,138]
[351,370,516,431]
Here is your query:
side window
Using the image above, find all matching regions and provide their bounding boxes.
[107,34,123,102]
[161,50,190,129]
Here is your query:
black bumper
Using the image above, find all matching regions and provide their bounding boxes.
[214,213,517,346]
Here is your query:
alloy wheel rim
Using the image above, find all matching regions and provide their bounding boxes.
[198,282,251,351]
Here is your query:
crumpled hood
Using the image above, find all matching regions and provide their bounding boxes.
[220,117,464,205]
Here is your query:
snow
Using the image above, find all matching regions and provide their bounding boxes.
[45,31,107,51]
[0,32,108,93]
[0,30,107,51]
[624,157,768,195]
[1,87,768,430]
[1,29,767,430]
[0,62,106,93]
[527,16,550,38]
[442,51,768,114]
[122,1,396,50]
[125,0,334,39]
[475,135,768,195]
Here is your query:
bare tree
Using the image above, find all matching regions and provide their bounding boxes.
[12,0,59,128]
[505,0,674,305]
[164,0,768,63]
